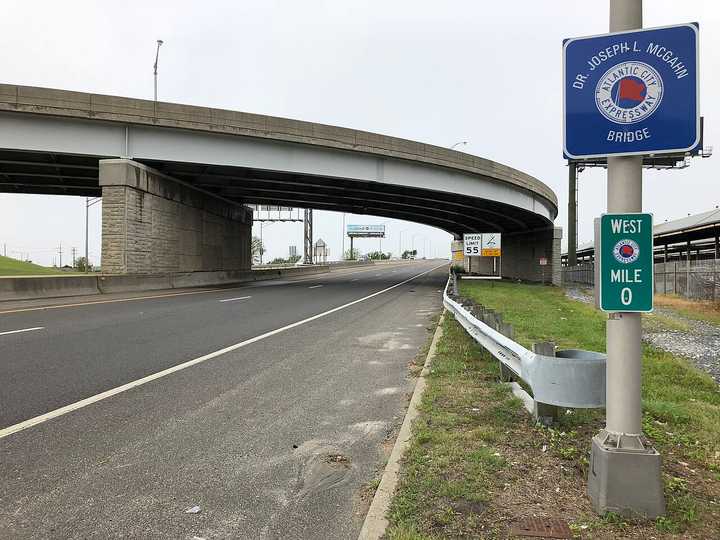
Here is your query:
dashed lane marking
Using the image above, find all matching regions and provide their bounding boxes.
[0,326,44,337]
[219,296,252,303]
[0,263,447,440]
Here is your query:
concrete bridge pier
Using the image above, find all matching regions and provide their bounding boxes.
[452,228,562,286]
[100,159,252,274]
[502,227,562,286]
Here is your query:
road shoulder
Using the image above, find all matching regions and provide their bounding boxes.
[358,312,445,540]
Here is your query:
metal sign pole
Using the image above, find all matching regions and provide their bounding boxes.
[607,2,643,438]
[606,156,643,435]
[587,0,665,518]
[567,162,578,266]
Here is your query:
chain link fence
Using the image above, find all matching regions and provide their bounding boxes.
[563,259,720,301]
[562,263,595,286]
[654,259,720,300]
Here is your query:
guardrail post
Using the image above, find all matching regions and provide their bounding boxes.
[482,309,501,329]
[532,342,560,426]
[469,304,485,320]
[498,322,515,382]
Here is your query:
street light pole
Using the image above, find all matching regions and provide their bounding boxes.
[342,213,346,260]
[412,233,424,256]
[153,39,164,114]
[85,197,89,272]
[398,228,409,259]
[85,196,101,272]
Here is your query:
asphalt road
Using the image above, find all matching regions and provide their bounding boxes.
[0,260,447,539]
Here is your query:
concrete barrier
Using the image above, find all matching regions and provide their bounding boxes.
[0,265,335,303]
[170,270,255,289]
[97,274,174,294]
[259,266,330,278]
[0,275,100,302]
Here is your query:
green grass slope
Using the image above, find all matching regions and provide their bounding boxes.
[0,255,69,276]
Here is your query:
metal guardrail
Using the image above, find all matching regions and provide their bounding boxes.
[443,275,606,411]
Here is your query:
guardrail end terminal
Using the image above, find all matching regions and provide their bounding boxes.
[443,278,605,427]
[532,342,561,425]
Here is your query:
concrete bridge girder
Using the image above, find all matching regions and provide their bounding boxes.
[0,85,562,283]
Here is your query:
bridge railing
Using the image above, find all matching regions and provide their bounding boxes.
[443,274,606,424]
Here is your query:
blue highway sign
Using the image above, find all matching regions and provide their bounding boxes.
[564,24,698,159]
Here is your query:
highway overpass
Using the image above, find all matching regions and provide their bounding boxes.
[0,85,561,283]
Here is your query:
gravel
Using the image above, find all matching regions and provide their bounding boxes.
[564,287,720,385]
[643,311,720,384]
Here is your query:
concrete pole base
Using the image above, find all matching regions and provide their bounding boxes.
[587,431,665,518]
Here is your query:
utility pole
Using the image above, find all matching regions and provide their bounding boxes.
[72,247,77,268]
[587,0,665,518]
[58,243,63,268]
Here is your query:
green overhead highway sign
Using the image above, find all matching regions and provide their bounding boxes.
[599,213,653,312]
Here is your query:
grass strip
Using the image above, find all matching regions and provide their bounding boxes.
[386,280,719,539]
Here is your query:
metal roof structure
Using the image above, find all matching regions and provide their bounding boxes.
[564,207,720,263]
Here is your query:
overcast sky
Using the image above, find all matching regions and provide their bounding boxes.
[1,1,718,266]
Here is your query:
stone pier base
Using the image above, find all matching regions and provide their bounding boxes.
[100,159,252,274]
[501,227,562,286]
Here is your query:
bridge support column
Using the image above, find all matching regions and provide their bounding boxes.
[500,227,562,285]
[100,159,252,274]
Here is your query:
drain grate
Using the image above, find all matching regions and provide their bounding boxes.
[509,517,573,538]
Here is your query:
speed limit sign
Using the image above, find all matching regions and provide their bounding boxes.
[463,233,482,256]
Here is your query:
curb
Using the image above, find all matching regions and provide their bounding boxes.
[358,311,446,540]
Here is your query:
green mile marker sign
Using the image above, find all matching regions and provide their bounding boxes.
[599,213,654,312]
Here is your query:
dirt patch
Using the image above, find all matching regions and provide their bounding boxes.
[296,453,352,501]
[324,453,351,466]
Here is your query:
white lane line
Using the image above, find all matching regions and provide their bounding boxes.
[351,278,359,282]
[308,285,324,289]
[0,326,44,337]
[219,296,252,303]
[0,262,446,441]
